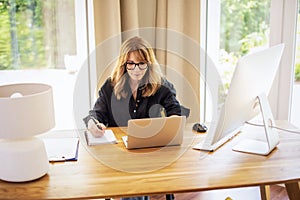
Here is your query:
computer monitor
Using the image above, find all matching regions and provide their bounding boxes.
[194,43,284,155]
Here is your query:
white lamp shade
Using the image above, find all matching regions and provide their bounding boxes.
[0,83,55,139]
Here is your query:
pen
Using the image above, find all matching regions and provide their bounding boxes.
[91,116,103,130]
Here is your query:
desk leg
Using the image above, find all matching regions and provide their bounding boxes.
[260,185,270,200]
[285,182,300,200]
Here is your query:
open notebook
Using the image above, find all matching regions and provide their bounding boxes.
[84,130,117,145]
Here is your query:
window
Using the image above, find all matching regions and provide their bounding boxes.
[0,0,90,130]
[291,0,300,128]
[201,0,271,122]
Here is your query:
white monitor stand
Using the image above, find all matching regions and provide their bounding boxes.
[232,93,279,155]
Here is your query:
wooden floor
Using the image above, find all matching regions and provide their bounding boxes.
[150,185,288,200]
[112,184,288,200]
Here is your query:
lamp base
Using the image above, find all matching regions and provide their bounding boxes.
[0,137,49,182]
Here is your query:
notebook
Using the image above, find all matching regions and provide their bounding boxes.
[122,116,186,149]
[85,130,117,145]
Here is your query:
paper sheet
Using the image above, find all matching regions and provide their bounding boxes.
[43,138,79,162]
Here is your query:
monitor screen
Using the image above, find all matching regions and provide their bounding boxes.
[194,43,284,152]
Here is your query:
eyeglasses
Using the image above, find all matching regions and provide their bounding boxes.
[125,62,148,70]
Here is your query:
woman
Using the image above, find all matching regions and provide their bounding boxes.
[83,36,180,200]
[83,36,182,137]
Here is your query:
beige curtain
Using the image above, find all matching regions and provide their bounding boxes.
[93,0,200,122]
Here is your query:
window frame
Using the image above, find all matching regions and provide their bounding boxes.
[269,0,298,120]
[200,0,298,122]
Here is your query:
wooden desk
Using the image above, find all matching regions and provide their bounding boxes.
[0,122,300,200]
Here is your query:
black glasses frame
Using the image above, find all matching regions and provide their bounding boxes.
[125,62,148,70]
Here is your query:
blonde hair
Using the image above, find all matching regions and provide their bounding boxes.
[111,36,163,100]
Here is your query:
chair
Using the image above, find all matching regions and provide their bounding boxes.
[166,194,175,200]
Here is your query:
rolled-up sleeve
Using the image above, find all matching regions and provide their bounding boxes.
[83,79,112,127]
[160,80,182,116]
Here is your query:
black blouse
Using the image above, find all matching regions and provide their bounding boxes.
[83,77,182,127]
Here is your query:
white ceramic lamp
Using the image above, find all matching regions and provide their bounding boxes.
[0,83,55,182]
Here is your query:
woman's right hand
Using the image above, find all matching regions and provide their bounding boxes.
[87,118,106,137]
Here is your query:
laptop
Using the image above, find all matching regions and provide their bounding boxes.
[122,116,186,149]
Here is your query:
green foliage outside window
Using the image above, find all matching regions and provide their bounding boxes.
[218,0,270,94]
[295,13,300,82]
[220,0,270,63]
[0,0,45,70]
[295,63,300,81]
[220,0,300,82]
